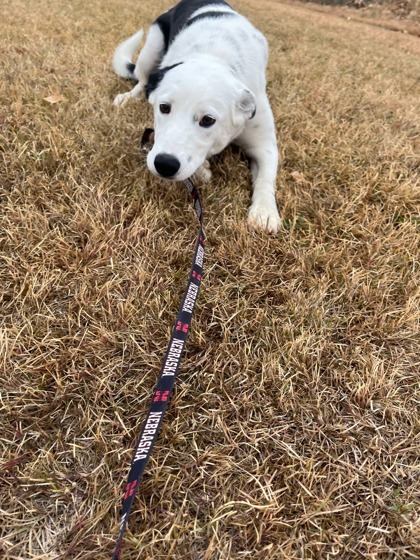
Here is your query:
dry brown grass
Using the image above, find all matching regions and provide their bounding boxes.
[297,0,420,30]
[287,0,420,38]
[1,0,419,558]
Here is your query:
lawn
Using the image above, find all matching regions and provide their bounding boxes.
[0,0,419,558]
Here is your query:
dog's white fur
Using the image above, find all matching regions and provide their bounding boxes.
[113,3,281,233]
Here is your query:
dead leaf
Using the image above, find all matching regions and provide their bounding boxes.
[44,94,67,104]
[291,171,310,185]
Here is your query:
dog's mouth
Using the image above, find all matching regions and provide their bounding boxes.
[149,161,199,182]
[155,172,179,181]
[146,148,203,182]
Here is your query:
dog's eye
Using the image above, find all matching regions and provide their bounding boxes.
[160,103,171,114]
[199,115,216,128]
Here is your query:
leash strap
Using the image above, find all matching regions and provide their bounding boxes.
[112,130,204,559]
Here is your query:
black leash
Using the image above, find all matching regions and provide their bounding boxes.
[112,129,205,559]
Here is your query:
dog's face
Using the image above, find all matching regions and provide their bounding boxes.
[146,61,256,181]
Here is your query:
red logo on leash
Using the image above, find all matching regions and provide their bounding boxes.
[124,481,137,499]
[154,390,170,402]
[176,321,189,333]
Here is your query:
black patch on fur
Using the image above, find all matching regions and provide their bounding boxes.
[186,10,236,29]
[125,62,138,83]
[145,62,184,99]
[126,62,136,76]
[155,0,236,51]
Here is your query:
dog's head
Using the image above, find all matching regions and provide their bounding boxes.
[145,60,256,181]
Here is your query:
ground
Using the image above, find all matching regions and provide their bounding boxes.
[0,0,419,558]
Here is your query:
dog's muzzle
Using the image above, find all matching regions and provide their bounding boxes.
[154,153,181,178]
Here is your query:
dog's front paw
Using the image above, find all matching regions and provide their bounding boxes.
[113,83,144,108]
[194,161,212,183]
[113,92,131,108]
[248,200,281,234]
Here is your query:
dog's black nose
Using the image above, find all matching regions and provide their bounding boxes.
[154,153,181,178]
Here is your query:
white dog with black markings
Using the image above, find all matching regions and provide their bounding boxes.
[113,0,281,233]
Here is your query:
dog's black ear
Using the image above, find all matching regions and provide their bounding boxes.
[145,70,164,99]
[145,62,184,100]
[237,88,257,120]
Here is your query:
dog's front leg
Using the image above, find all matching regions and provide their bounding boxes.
[238,98,281,233]
[246,143,281,234]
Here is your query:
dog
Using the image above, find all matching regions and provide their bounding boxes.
[112,0,281,233]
